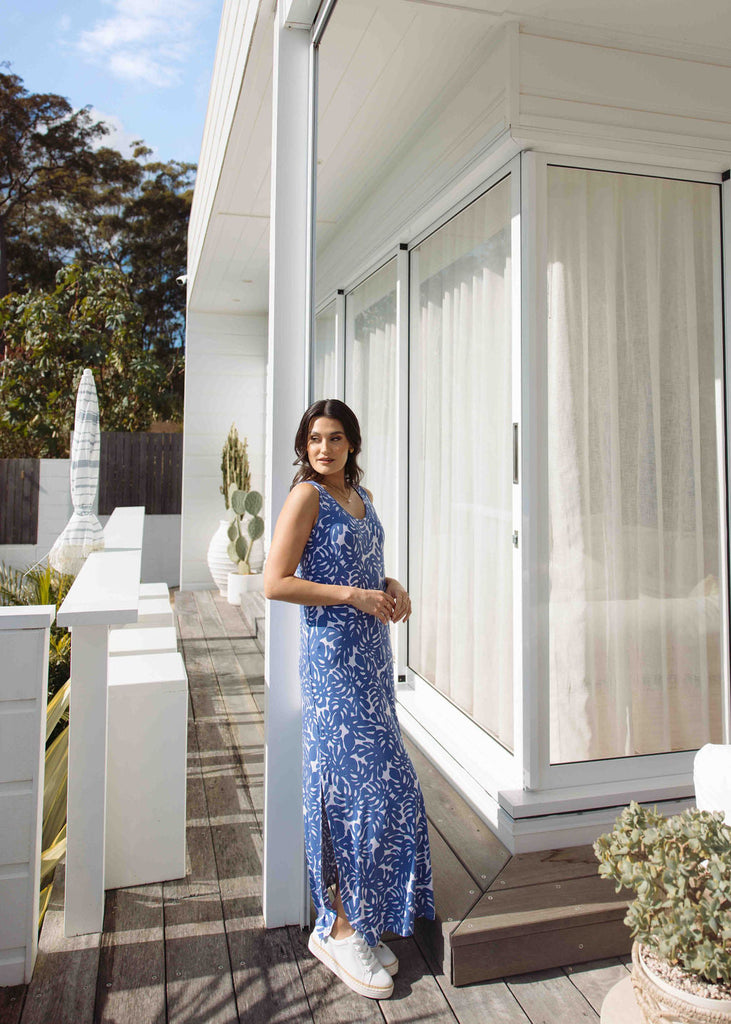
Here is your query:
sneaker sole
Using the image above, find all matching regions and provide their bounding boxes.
[307,931,395,999]
[376,946,399,977]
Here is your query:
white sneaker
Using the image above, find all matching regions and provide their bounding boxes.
[308,928,394,999]
[374,940,398,976]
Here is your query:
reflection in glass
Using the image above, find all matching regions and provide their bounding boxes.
[312,301,338,401]
[345,260,398,575]
[547,167,724,763]
[409,177,513,747]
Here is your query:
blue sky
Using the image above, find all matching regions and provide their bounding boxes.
[4,0,223,167]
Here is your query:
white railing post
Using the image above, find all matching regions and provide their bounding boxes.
[57,547,141,936]
[0,605,55,986]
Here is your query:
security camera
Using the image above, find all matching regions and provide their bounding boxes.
[176,274,188,287]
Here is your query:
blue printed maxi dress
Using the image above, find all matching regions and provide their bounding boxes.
[297,479,435,948]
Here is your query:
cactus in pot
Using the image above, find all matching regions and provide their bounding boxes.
[220,425,251,509]
[227,489,264,574]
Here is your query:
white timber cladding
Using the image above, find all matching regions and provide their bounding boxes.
[180,311,267,589]
[187,0,263,292]
[0,606,54,985]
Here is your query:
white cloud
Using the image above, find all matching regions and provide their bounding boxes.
[77,0,207,88]
[87,108,157,158]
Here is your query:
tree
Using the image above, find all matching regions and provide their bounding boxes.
[0,71,110,298]
[0,263,183,457]
[0,71,194,351]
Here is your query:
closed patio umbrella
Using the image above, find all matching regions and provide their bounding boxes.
[49,368,105,574]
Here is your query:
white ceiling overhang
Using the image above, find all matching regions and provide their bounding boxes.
[189,0,731,317]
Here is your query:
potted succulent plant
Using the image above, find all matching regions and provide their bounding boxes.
[207,425,252,595]
[594,801,731,1023]
[226,487,265,603]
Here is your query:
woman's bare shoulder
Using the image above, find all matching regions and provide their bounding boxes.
[363,486,373,502]
[289,480,320,505]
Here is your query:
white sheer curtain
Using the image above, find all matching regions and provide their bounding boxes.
[409,177,513,747]
[547,167,724,764]
[312,301,337,400]
[345,260,398,573]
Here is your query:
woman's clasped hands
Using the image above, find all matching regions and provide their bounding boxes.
[351,579,412,624]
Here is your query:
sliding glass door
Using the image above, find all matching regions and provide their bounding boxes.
[344,260,399,574]
[408,174,515,752]
[546,165,726,767]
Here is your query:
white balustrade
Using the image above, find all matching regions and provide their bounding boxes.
[57,548,141,937]
[0,605,56,985]
[56,506,187,938]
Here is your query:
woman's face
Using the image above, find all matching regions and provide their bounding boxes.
[307,417,351,479]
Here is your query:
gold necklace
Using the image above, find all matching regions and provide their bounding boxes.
[324,481,353,504]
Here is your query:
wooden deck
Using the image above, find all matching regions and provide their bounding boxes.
[0,589,633,1024]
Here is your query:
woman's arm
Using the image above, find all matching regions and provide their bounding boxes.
[366,488,412,623]
[263,482,396,623]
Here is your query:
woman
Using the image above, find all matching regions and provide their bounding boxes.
[264,399,435,1000]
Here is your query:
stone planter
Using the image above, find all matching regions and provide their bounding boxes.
[227,571,264,604]
[207,519,236,596]
[629,942,731,1024]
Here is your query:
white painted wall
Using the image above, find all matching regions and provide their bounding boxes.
[180,310,268,589]
[0,460,181,587]
[0,605,55,985]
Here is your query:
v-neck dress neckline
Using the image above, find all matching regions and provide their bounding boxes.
[318,482,368,522]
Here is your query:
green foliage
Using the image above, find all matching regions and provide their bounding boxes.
[220,425,251,509]
[0,561,74,697]
[0,263,184,456]
[0,71,194,355]
[227,488,264,574]
[594,801,731,985]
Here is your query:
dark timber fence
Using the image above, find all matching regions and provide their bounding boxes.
[0,459,40,543]
[98,432,183,515]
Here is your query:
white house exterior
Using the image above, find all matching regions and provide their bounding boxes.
[183,0,731,931]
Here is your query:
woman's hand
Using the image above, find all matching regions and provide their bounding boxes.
[385,578,412,623]
[349,588,397,625]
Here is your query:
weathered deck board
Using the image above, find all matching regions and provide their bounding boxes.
[564,959,630,1016]
[377,938,458,1023]
[192,590,227,639]
[0,989,25,1024]
[94,885,166,1024]
[507,969,599,1023]
[405,738,510,892]
[0,591,632,1024]
[18,863,100,1024]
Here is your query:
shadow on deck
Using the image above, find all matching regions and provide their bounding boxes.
[0,590,631,1024]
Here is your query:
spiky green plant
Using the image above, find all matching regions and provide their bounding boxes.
[0,560,75,930]
[220,425,251,510]
[0,562,74,697]
[594,801,731,985]
[227,489,264,573]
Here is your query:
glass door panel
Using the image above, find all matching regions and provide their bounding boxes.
[312,300,337,400]
[408,175,513,748]
[344,259,398,575]
[546,166,725,764]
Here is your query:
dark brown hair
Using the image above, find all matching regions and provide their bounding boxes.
[291,399,363,489]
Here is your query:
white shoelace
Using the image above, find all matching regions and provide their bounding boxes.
[351,932,380,972]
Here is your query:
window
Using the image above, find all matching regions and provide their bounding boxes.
[408,176,513,748]
[546,166,724,763]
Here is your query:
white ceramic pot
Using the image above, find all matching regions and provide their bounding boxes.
[227,571,263,604]
[630,942,731,1024]
[207,519,237,596]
